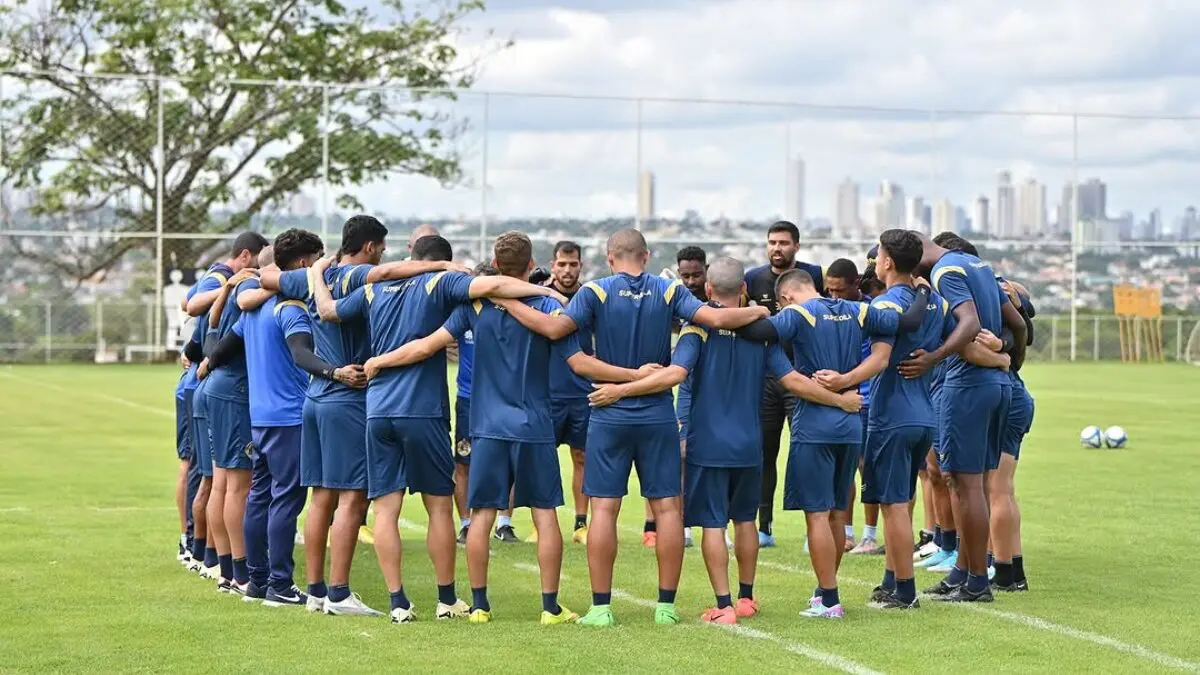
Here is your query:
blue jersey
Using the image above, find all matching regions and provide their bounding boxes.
[205,277,257,403]
[456,329,474,400]
[563,272,705,425]
[278,264,372,402]
[770,298,903,444]
[867,285,948,431]
[672,324,794,466]
[444,296,559,443]
[550,288,592,401]
[931,251,1010,387]
[336,270,474,420]
[234,296,310,427]
[181,263,232,390]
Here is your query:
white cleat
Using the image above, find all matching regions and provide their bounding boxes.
[390,605,416,624]
[306,595,326,613]
[180,552,194,568]
[217,577,234,594]
[913,541,939,561]
[199,564,221,580]
[325,593,385,618]
[436,599,470,620]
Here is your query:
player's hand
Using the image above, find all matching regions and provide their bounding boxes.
[196,358,210,380]
[588,383,625,408]
[313,255,335,273]
[363,358,385,381]
[751,305,770,320]
[975,329,1003,352]
[897,349,935,379]
[913,277,931,291]
[634,363,663,380]
[813,369,848,392]
[548,290,569,306]
[226,269,258,288]
[998,352,1012,372]
[335,364,368,388]
[837,391,863,413]
[441,261,473,275]
[180,353,191,369]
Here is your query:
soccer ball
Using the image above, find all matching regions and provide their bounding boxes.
[1080,425,1103,448]
[1103,426,1128,449]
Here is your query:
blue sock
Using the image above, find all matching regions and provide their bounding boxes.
[390,587,411,611]
[203,547,218,568]
[942,529,958,553]
[881,569,896,592]
[329,584,350,603]
[232,557,249,584]
[218,554,233,581]
[308,581,327,598]
[658,588,677,604]
[967,572,989,593]
[896,578,917,602]
[946,565,968,586]
[738,582,754,599]
[643,520,656,533]
[820,587,840,607]
[542,591,560,614]
[471,586,490,612]
[933,526,943,548]
[716,594,733,609]
[987,551,995,568]
[812,586,821,599]
[192,537,206,560]
[437,583,457,606]
[593,592,611,606]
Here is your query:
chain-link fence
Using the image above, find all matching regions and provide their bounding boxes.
[3,70,1200,363]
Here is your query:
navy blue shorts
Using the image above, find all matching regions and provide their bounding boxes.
[1002,385,1035,460]
[784,441,859,513]
[552,398,590,450]
[175,394,192,461]
[191,391,214,478]
[208,396,253,471]
[468,438,564,510]
[862,426,935,506]
[937,384,1011,474]
[366,417,453,499]
[684,463,761,528]
[301,398,368,490]
[453,396,471,465]
[584,421,680,499]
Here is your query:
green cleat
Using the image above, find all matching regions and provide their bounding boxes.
[578,605,615,627]
[654,602,680,625]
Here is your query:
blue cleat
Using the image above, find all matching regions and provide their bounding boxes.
[758,531,776,548]
[915,549,952,569]
[927,551,960,574]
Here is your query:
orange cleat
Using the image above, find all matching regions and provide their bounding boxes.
[734,597,760,618]
[701,606,737,625]
[642,531,657,548]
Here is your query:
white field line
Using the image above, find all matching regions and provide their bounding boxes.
[0,371,174,418]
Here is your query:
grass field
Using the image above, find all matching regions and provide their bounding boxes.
[2,363,1199,674]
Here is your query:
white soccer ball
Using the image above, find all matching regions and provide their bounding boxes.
[1103,426,1128,449]
[1080,425,1103,448]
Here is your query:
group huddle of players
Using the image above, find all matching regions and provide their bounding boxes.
[171,216,1035,627]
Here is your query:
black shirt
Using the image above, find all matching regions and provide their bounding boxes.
[743,261,825,315]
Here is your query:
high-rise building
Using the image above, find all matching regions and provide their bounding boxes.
[1017,177,1047,237]
[786,155,806,226]
[906,196,925,230]
[972,195,990,235]
[637,170,655,224]
[868,196,888,233]
[1059,182,1077,233]
[834,177,859,240]
[995,170,1016,237]
[933,198,955,233]
[880,180,905,230]
[1077,178,1107,221]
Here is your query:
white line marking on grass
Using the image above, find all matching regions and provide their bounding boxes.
[397,518,427,533]
[88,506,176,513]
[0,371,174,418]
[0,507,30,513]
[512,562,886,675]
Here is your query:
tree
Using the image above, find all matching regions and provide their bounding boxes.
[0,0,502,282]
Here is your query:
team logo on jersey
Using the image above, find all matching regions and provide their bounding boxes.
[243,441,256,458]
[455,438,472,458]
[463,330,474,345]
[619,289,653,301]
[822,313,852,322]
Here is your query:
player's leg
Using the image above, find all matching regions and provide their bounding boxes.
[516,440,572,623]
[465,506,498,619]
[321,399,379,616]
[685,463,732,623]
[915,465,936,554]
[757,377,785,545]
[453,395,472,544]
[844,468,857,551]
[920,449,959,572]
[795,443,843,618]
[495,487,519,543]
[191,475,212,574]
[261,425,309,607]
[407,417,467,618]
[365,418,412,621]
[579,421,633,627]
[242,435,272,601]
[209,396,249,589]
[463,437,507,621]
[207,468,231,589]
[324,488,375,615]
[175,394,192,562]
[830,442,859,573]
[571,447,588,541]
[879,428,932,609]
[182,389,200,560]
[299,400,330,610]
[637,422,686,625]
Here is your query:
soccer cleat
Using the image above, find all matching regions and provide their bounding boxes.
[850,537,883,555]
[684,529,693,548]
[390,605,416,624]
[242,581,267,603]
[540,606,579,625]
[799,603,845,619]
[922,579,961,597]
[876,593,920,610]
[987,565,996,581]
[654,603,680,625]
[216,578,234,594]
[934,586,994,603]
[199,564,220,580]
[734,597,759,618]
[915,530,934,552]
[868,586,890,605]
[325,593,385,617]
[230,580,249,597]
[262,585,309,608]
[573,526,589,545]
[843,535,856,552]
[927,551,960,573]
[991,579,1030,593]
[436,599,471,620]
[467,608,492,624]
[578,605,615,627]
[915,548,952,568]
[758,531,776,548]
[914,540,940,561]
[643,531,657,548]
[456,526,468,546]
[179,551,193,568]
[526,528,539,543]
[186,558,203,574]
[176,537,188,562]
[357,525,375,546]
[701,606,737,625]
[494,525,520,543]
[306,595,326,613]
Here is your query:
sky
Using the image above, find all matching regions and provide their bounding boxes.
[296,1,1200,222]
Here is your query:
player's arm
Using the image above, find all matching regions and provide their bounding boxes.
[207,270,258,329]
[185,284,222,317]
[493,297,577,341]
[285,332,366,388]
[468,275,565,303]
[691,304,769,330]
[863,287,932,336]
[778,371,862,413]
[366,259,470,283]
[236,275,276,312]
[565,352,653,384]
[734,317,780,344]
[364,329,456,381]
[815,341,892,392]
[588,328,700,407]
[310,266,346,322]
[1000,298,1028,371]
[182,334,204,364]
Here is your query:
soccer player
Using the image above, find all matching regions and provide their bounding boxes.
[588,257,862,624]
[897,232,1027,603]
[494,228,768,627]
[736,268,929,618]
[174,352,194,565]
[311,234,564,624]
[744,220,824,547]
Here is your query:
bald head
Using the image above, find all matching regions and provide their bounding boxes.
[705,256,745,299]
[408,224,439,250]
[606,228,648,261]
[257,245,275,269]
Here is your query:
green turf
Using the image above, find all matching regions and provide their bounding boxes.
[1,363,1199,674]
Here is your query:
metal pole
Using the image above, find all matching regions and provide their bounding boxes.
[320,84,330,247]
[154,76,165,359]
[1051,315,1058,361]
[929,109,939,222]
[96,301,104,353]
[784,124,791,223]
[635,98,643,229]
[1176,316,1183,361]
[44,301,51,363]
[479,93,489,263]
[1093,315,1100,360]
[1069,114,1079,361]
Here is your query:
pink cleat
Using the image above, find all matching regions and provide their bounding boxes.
[800,603,845,619]
[734,597,759,618]
[701,606,738,625]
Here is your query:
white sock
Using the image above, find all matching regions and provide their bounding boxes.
[844,525,855,538]
[460,518,471,529]
[863,525,878,540]
[497,515,511,529]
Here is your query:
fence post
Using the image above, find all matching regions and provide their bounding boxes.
[96,300,104,354]
[153,75,165,361]
[1177,316,1183,362]
[1051,315,1058,361]
[1093,315,1100,361]
[320,83,330,247]
[44,301,51,364]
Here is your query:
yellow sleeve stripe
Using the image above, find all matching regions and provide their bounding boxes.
[472,299,484,314]
[941,298,949,314]
[679,325,707,342]
[340,267,354,296]
[784,304,816,327]
[364,282,375,304]
[425,271,448,294]
[873,300,904,313]
[550,308,564,317]
[856,302,869,327]
[273,299,308,316]
[664,278,682,304]
[307,266,317,300]
[210,272,229,286]
[931,265,966,293]
[583,281,607,303]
